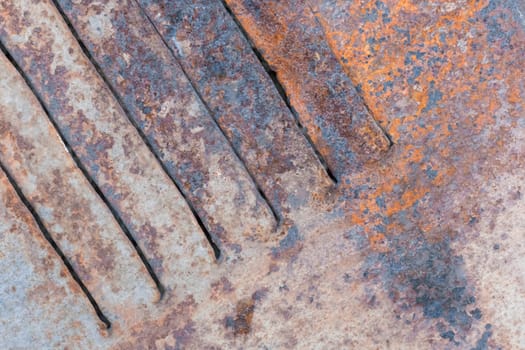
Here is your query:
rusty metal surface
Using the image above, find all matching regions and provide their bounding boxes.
[0,49,157,327]
[137,0,335,216]
[56,0,277,257]
[225,0,392,178]
[0,0,215,304]
[0,169,103,348]
[0,0,524,349]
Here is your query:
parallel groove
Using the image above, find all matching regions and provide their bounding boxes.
[52,0,221,260]
[0,161,111,329]
[0,0,218,302]
[0,41,166,296]
[136,0,335,218]
[223,0,392,178]
[135,0,282,226]
[220,0,338,184]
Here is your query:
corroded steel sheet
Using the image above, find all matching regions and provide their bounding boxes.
[56,0,276,257]
[0,50,157,327]
[308,0,525,348]
[137,0,334,215]
[225,0,392,178]
[0,168,103,348]
[0,0,524,348]
[0,0,214,294]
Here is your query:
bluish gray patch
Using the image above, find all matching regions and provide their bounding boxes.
[470,308,482,320]
[375,195,386,210]
[188,171,204,193]
[382,80,394,93]
[315,114,357,168]
[404,50,424,65]
[425,165,438,180]
[364,8,378,23]
[365,232,478,336]
[393,26,411,44]
[100,184,123,201]
[272,226,301,257]
[440,32,447,44]
[478,0,514,48]
[423,81,443,112]
[408,66,422,85]
[471,324,493,350]
[440,330,455,341]
[375,0,391,23]
[374,224,386,233]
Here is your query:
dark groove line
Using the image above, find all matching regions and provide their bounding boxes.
[52,0,222,260]
[219,0,339,184]
[134,0,282,227]
[0,160,111,329]
[307,2,394,148]
[0,39,166,297]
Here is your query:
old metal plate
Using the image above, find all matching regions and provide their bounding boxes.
[0,0,524,348]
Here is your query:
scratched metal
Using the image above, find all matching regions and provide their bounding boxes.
[137,0,334,216]
[0,0,215,296]
[225,0,392,179]
[0,49,158,327]
[1,0,525,348]
[57,0,276,255]
[0,169,105,348]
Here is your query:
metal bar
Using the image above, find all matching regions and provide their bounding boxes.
[55,0,277,257]
[0,0,215,296]
[137,0,334,216]
[0,48,159,325]
[0,169,107,347]
[224,0,392,179]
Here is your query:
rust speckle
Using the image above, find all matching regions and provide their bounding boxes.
[271,225,303,260]
[225,298,255,336]
[210,277,235,300]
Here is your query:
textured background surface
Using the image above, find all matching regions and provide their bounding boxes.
[0,0,524,348]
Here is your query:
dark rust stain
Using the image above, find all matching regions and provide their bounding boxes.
[225,298,255,336]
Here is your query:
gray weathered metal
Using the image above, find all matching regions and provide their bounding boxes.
[0,0,524,348]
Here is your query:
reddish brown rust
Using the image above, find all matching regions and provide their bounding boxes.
[137,0,334,216]
[311,1,525,347]
[226,298,255,336]
[225,0,392,178]
[1,0,525,348]
[0,49,158,326]
[56,0,277,256]
[0,0,215,297]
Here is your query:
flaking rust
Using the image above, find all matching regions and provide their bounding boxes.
[56,0,277,257]
[312,0,525,348]
[225,0,392,179]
